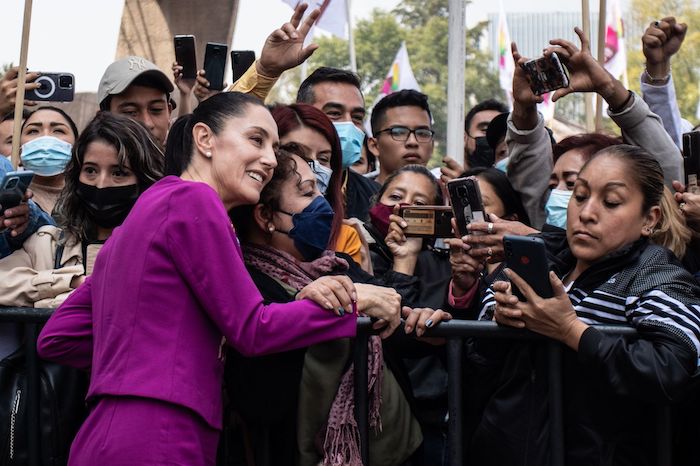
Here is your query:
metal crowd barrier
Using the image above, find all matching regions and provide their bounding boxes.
[0,306,53,466]
[353,317,673,466]
[0,308,673,466]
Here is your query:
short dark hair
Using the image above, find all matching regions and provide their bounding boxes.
[164,92,264,176]
[1,109,31,123]
[371,164,443,210]
[296,67,362,104]
[465,99,508,133]
[370,90,432,136]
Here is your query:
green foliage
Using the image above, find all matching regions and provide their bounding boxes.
[271,0,502,160]
[628,0,700,126]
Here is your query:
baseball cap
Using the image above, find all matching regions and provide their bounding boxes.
[97,56,175,108]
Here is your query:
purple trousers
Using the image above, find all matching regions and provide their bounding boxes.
[68,396,220,465]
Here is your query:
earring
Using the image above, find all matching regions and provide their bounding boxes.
[268,225,275,232]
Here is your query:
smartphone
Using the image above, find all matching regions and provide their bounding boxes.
[521,52,570,96]
[231,50,256,83]
[447,176,487,237]
[25,73,74,102]
[0,170,34,210]
[174,35,198,80]
[204,42,228,91]
[398,205,453,238]
[503,235,553,301]
[682,131,700,194]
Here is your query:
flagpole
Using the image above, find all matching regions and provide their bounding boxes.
[595,0,607,132]
[346,0,357,72]
[582,0,594,132]
[447,1,466,168]
[11,0,33,169]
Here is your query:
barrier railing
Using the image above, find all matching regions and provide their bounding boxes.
[0,308,673,466]
[353,317,673,466]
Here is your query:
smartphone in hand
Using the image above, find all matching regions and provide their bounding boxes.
[521,52,570,96]
[0,170,34,210]
[504,235,553,301]
[682,131,700,194]
[25,73,74,102]
[447,176,487,237]
[174,35,198,80]
[231,50,256,83]
[204,42,228,91]
[399,205,454,238]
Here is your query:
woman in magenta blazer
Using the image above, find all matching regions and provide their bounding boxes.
[37,92,401,465]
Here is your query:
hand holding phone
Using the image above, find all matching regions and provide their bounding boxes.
[682,131,700,194]
[447,177,487,238]
[0,171,34,211]
[203,42,228,91]
[398,206,453,238]
[503,235,553,301]
[174,35,198,80]
[521,52,569,96]
[25,73,75,102]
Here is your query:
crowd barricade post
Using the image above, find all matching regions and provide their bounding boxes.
[352,317,675,466]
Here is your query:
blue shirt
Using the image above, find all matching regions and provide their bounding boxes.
[0,157,55,259]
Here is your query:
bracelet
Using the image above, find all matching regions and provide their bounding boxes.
[609,90,634,114]
[643,66,671,85]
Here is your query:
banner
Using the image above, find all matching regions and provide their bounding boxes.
[497,0,514,108]
[604,0,627,81]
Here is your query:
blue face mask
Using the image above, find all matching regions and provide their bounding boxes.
[311,160,333,195]
[21,136,72,176]
[333,121,364,168]
[278,195,335,261]
[494,156,510,173]
[545,188,573,229]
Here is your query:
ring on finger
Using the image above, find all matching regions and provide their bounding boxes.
[487,222,494,235]
[680,202,687,212]
[487,247,493,257]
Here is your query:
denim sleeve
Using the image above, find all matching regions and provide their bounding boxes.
[0,200,55,259]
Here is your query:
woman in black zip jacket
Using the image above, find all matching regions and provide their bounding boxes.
[470,145,700,466]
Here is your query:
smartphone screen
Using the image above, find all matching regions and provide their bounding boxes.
[521,52,570,96]
[231,50,256,83]
[682,131,700,194]
[174,35,197,80]
[204,42,228,91]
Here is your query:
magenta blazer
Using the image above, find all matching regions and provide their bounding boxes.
[37,176,357,429]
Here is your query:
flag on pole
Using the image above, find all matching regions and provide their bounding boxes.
[603,0,627,83]
[497,0,515,108]
[378,42,420,98]
[281,0,348,39]
[365,42,421,135]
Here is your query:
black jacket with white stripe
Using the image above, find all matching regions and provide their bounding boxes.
[466,239,700,466]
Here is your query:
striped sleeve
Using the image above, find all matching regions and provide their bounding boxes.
[478,287,496,321]
[627,290,700,366]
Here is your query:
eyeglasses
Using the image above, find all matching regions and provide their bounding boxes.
[375,126,435,143]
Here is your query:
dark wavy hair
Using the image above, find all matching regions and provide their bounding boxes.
[371,164,443,211]
[462,167,531,226]
[53,112,164,242]
[270,103,344,246]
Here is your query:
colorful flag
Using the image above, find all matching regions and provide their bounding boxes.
[603,0,627,82]
[378,42,420,98]
[282,0,348,39]
[497,0,514,108]
[537,92,556,123]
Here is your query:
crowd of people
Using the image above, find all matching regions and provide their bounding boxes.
[0,3,699,466]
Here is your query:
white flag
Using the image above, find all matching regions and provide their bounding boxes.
[603,0,627,81]
[282,0,348,39]
[497,0,514,109]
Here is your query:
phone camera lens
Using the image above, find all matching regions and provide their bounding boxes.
[59,75,73,89]
[6,179,18,189]
[457,186,467,197]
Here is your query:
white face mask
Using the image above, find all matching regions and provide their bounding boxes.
[545,188,573,229]
[310,160,333,195]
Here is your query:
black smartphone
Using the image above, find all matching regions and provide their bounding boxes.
[204,42,228,91]
[682,131,700,194]
[0,170,34,210]
[503,235,553,301]
[174,35,198,80]
[399,205,454,238]
[231,50,256,83]
[521,52,570,96]
[447,176,487,237]
[25,73,74,102]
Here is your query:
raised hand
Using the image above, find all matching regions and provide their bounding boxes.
[0,67,41,115]
[642,16,687,78]
[256,3,321,78]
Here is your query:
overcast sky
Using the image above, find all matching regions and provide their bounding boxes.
[1,0,628,92]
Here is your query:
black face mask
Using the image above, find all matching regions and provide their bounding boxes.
[75,182,140,229]
[468,136,495,169]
